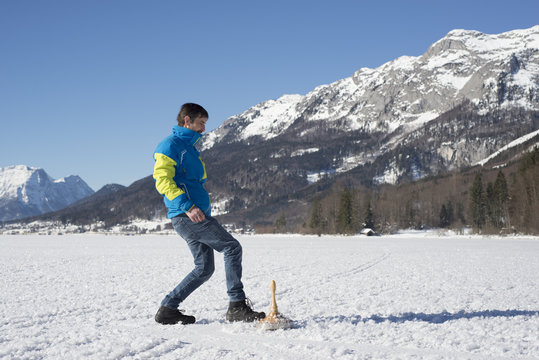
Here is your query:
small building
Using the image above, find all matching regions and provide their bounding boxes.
[360,228,376,236]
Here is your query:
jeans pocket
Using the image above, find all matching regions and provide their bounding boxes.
[172,217,199,241]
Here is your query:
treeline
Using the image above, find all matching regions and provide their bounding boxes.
[303,147,539,235]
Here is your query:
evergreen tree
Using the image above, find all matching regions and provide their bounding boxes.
[469,173,486,230]
[494,170,509,204]
[309,196,323,235]
[493,170,509,228]
[485,182,496,227]
[439,204,450,228]
[275,212,286,233]
[479,170,510,230]
[337,187,353,234]
[363,200,375,230]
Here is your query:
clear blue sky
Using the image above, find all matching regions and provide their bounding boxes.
[1,0,538,191]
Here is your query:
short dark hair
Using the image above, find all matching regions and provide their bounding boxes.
[177,103,209,127]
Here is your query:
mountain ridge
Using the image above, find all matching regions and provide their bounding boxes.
[202,26,539,152]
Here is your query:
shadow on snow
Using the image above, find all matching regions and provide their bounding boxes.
[304,309,539,326]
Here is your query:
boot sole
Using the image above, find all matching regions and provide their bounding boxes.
[226,313,265,322]
[155,316,196,325]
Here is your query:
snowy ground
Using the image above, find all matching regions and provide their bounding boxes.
[1,232,538,360]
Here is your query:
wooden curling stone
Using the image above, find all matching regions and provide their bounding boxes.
[257,280,294,330]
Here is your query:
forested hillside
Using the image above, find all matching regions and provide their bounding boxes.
[300,147,539,235]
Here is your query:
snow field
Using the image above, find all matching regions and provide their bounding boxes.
[1,233,538,359]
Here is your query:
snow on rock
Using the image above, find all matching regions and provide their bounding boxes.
[307,169,335,184]
[0,165,94,221]
[201,94,303,150]
[291,148,319,157]
[474,129,539,166]
[445,26,539,61]
[1,233,538,359]
[374,160,404,185]
[240,94,303,141]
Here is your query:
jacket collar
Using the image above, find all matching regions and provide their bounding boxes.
[172,126,202,146]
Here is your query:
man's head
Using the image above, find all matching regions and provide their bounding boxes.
[177,103,209,133]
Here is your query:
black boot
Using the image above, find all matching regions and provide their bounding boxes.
[155,306,196,325]
[226,299,265,322]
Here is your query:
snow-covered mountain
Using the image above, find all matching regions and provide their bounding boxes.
[0,165,94,221]
[199,26,539,217]
[203,26,538,151]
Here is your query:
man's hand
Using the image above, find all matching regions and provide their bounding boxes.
[186,206,206,223]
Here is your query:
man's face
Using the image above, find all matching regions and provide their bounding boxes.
[185,116,207,134]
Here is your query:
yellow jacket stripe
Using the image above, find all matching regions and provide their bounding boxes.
[153,153,185,201]
[199,156,207,180]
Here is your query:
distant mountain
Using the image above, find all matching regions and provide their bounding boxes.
[0,165,94,221]
[73,183,126,206]
[19,176,162,227]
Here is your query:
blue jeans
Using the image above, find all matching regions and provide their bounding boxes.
[160,215,246,309]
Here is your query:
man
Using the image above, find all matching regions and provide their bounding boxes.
[152,103,265,325]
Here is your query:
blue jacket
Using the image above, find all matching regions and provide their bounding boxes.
[153,126,211,218]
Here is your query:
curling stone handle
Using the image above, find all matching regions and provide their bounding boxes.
[270,280,278,313]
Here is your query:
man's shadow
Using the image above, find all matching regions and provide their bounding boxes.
[304,309,539,326]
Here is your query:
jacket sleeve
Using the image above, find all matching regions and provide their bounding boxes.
[153,153,194,212]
